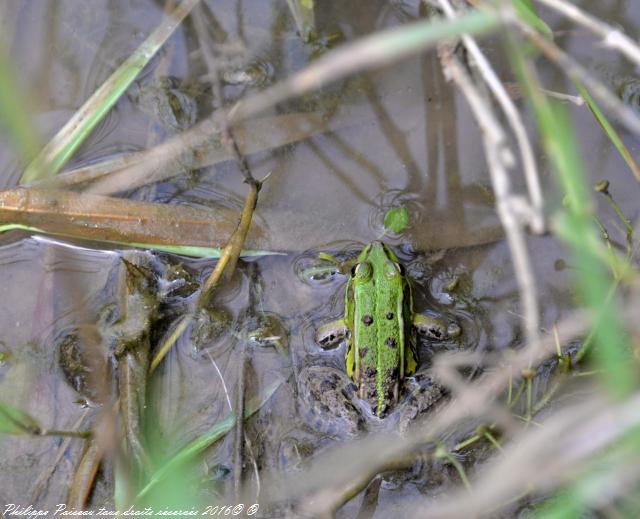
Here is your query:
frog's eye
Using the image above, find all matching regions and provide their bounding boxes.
[353,261,373,281]
[386,262,403,278]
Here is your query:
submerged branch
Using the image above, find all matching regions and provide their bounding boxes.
[435,0,544,234]
[437,34,541,361]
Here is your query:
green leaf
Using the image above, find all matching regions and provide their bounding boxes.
[512,0,554,41]
[575,81,640,182]
[0,401,40,435]
[507,34,635,398]
[384,207,409,233]
[136,379,283,500]
[0,224,283,259]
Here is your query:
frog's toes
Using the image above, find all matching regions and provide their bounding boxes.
[446,321,462,339]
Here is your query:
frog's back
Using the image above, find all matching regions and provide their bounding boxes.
[348,242,417,416]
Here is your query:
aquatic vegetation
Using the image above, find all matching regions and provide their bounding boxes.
[0,0,638,517]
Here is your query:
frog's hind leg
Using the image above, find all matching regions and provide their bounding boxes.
[315,319,348,348]
[404,336,418,376]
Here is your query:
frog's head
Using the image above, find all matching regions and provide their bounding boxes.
[354,242,403,281]
[358,241,401,264]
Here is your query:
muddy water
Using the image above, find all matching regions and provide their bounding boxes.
[0,0,638,515]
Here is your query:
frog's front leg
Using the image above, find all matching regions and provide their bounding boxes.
[315,319,348,348]
[413,314,461,341]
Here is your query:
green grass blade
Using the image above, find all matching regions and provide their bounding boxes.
[136,379,282,501]
[20,0,200,184]
[0,223,282,258]
[512,0,554,40]
[507,35,635,398]
[0,401,41,435]
[286,0,316,42]
[575,81,640,182]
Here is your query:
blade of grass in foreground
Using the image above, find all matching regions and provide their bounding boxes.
[532,432,640,518]
[512,0,554,41]
[136,379,283,501]
[0,188,277,257]
[575,82,640,182]
[507,24,635,397]
[20,0,200,184]
[0,401,41,435]
[286,0,316,42]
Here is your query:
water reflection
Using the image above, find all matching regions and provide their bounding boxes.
[0,0,637,513]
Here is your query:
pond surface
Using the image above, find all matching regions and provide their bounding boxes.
[0,0,638,516]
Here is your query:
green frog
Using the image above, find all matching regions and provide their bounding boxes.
[300,242,460,433]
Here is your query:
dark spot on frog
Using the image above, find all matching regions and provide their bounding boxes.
[385,337,397,348]
[320,378,338,392]
[428,327,442,339]
[351,360,356,373]
[386,312,394,320]
[359,347,368,358]
[419,378,435,393]
[341,385,356,400]
[365,367,377,378]
[362,315,373,326]
[386,367,399,379]
[320,334,336,346]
